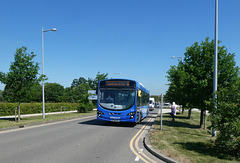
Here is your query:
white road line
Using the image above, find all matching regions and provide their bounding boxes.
[139,148,143,153]
[135,156,140,161]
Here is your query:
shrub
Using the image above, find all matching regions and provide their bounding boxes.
[212,83,240,158]
[78,103,94,113]
[77,94,94,113]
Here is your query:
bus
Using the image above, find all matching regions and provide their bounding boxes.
[97,79,150,123]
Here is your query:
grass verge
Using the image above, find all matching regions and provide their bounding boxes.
[0,111,96,130]
[150,110,239,163]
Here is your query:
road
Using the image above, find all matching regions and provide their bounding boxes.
[0,108,164,163]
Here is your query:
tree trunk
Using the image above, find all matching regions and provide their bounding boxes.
[18,103,21,122]
[203,110,206,129]
[200,110,204,129]
[188,108,192,119]
[182,106,185,114]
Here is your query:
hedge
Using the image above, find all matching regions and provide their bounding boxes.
[0,103,79,116]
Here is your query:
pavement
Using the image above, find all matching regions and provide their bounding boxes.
[0,108,98,120]
[0,110,78,119]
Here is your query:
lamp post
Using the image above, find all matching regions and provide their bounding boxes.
[42,27,57,119]
[171,56,183,62]
[212,0,218,137]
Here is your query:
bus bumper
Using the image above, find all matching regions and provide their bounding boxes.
[97,114,136,123]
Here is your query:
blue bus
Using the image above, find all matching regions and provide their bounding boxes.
[97,79,150,123]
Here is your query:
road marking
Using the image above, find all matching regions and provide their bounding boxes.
[135,148,144,161]
[130,116,157,163]
[135,156,140,161]
[0,115,96,135]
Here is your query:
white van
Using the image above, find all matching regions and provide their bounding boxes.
[149,98,155,110]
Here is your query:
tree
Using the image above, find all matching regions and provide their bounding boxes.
[45,83,64,102]
[0,47,41,121]
[68,72,108,102]
[166,62,189,115]
[71,77,87,87]
[93,71,108,90]
[212,79,240,157]
[21,82,42,102]
[71,83,91,102]
[166,38,239,128]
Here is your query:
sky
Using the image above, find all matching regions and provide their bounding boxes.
[0,0,240,95]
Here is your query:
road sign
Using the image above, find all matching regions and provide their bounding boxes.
[88,95,97,100]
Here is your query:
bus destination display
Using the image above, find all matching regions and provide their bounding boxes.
[105,80,130,87]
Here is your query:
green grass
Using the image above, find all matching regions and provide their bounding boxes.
[150,111,239,163]
[0,111,96,130]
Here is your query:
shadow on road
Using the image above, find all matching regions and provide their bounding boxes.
[78,119,137,128]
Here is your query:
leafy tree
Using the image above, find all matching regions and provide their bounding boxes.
[93,71,108,90]
[166,62,189,115]
[212,79,240,157]
[69,83,90,102]
[61,87,73,102]
[69,72,108,102]
[71,77,87,87]
[0,47,41,121]
[45,83,64,102]
[166,38,239,128]
[21,82,42,102]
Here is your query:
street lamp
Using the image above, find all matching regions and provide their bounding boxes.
[171,56,183,62]
[42,27,57,119]
[212,0,218,137]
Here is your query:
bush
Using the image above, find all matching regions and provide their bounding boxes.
[212,83,240,158]
[77,94,94,113]
[78,103,94,113]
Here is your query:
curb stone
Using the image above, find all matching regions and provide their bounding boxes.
[143,133,178,163]
[143,110,179,163]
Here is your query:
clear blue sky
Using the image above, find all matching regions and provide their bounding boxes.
[0,0,240,95]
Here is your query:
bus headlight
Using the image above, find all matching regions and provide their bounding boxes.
[127,112,135,119]
[98,111,104,117]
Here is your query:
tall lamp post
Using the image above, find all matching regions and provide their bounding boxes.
[42,27,57,119]
[212,0,218,137]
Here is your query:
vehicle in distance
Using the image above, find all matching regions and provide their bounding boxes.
[154,102,159,108]
[164,102,170,106]
[149,98,155,111]
[97,79,150,123]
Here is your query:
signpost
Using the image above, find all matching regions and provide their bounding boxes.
[88,90,97,102]
[160,94,163,130]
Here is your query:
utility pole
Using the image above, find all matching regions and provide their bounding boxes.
[212,0,218,137]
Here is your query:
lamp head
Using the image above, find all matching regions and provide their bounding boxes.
[51,28,57,31]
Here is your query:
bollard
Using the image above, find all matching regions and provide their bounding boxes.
[15,107,17,121]
[60,106,66,114]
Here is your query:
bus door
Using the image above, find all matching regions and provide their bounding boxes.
[137,89,142,123]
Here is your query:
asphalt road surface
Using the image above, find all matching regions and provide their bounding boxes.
[0,108,164,163]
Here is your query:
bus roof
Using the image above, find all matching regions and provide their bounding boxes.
[98,78,149,94]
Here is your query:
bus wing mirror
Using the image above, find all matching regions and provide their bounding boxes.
[138,90,142,97]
